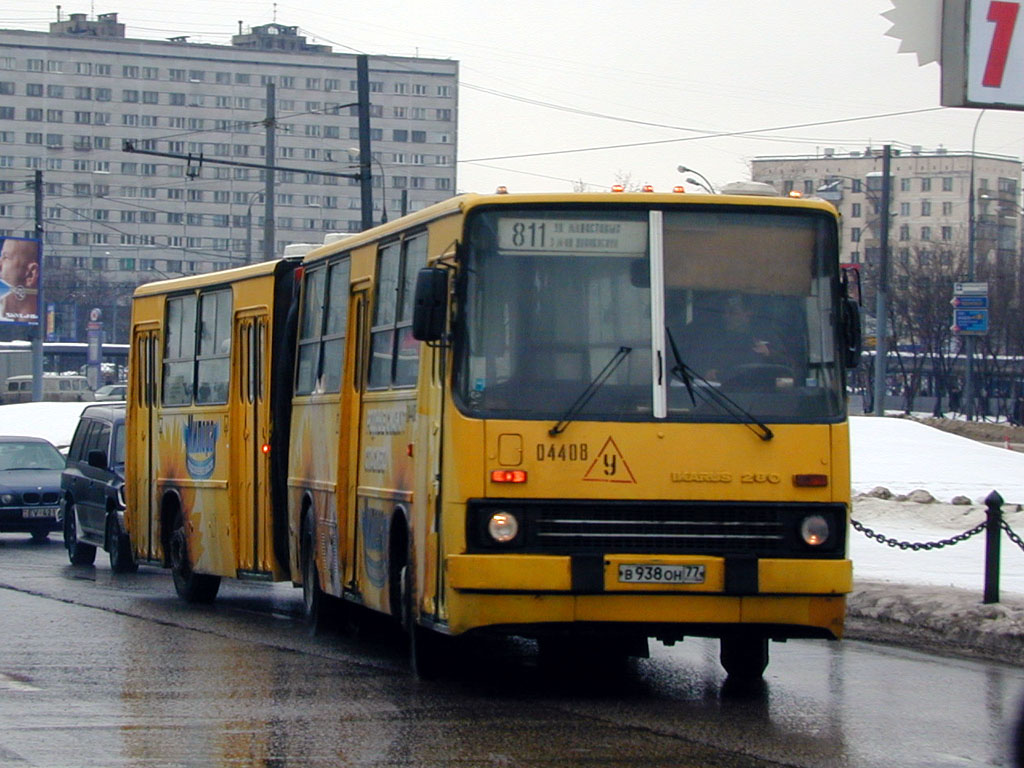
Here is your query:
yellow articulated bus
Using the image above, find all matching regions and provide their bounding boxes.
[125,187,862,679]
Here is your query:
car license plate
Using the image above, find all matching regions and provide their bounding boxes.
[22,507,58,519]
[618,563,705,584]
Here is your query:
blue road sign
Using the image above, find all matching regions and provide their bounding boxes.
[953,308,989,334]
[951,295,989,309]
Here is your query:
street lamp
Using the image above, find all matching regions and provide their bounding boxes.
[677,165,715,194]
[965,110,986,421]
[349,148,388,224]
[244,191,263,266]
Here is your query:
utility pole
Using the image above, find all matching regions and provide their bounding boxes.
[31,170,43,402]
[872,145,892,417]
[356,54,374,231]
[262,82,276,262]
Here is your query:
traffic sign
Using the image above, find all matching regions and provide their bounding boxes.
[953,308,989,334]
[951,295,989,308]
[954,281,989,295]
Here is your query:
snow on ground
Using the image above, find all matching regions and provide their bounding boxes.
[850,416,1024,505]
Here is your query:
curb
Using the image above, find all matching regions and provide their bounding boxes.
[846,580,1024,666]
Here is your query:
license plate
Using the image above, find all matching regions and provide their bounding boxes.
[22,507,58,519]
[618,563,705,584]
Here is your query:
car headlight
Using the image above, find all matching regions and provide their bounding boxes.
[116,484,126,509]
[487,511,519,544]
[0,493,15,505]
[800,514,830,546]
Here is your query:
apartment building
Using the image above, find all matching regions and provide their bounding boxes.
[751,147,1021,270]
[0,12,458,286]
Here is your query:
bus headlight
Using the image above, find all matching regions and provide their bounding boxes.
[800,514,830,546]
[487,511,519,544]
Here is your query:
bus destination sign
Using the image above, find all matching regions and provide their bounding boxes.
[497,218,647,256]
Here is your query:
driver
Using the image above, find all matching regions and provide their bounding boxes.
[692,293,787,383]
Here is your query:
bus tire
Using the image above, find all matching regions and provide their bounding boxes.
[402,562,448,680]
[301,512,332,634]
[64,502,97,566]
[169,508,220,603]
[720,635,769,679]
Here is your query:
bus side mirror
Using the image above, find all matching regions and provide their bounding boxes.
[841,298,862,369]
[412,267,448,342]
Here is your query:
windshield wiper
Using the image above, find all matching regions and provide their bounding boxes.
[549,346,632,436]
[665,326,773,441]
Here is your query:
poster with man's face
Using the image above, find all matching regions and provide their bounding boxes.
[0,237,41,325]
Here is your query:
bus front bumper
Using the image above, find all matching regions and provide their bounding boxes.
[445,553,851,638]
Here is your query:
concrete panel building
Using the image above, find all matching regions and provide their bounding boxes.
[751,147,1021,271]
[0,12,458,290]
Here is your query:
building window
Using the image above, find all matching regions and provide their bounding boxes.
[851,179,862,193]
[899,224,910,241]
[920,226,931,240]
[851,203,861,218]
[941,226,953,241]
[899,202,910,216]
[942,177,954,192]
[942,201,953,216]
[921,200,931,216]
[900,178,911,192]
[850,227,861,243]
[920,177,931,192]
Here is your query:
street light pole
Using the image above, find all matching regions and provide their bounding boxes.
[872,145,893,417]
[965,110,986,421]
[677,165,716,194]
[244,191,261,266]
[349,148,387,224]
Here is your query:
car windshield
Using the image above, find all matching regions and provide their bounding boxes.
[0,441,65,470]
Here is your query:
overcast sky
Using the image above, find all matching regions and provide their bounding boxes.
[3,1,1024,195]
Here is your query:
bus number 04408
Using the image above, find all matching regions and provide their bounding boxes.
[536,443,588,461]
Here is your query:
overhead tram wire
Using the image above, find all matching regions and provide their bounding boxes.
[459,107,946,163]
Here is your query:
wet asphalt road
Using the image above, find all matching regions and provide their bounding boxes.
[1,534,1022,768]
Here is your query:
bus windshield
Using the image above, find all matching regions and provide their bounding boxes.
[455,205,845,423]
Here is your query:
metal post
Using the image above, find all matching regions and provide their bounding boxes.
[262,82,276,262]
[965,111,985,421]
[31,170,43,401]
[984,490,1003,603]
[356,54,374,231]
[872,145,892,417]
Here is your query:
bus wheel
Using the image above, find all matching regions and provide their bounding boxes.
[719,635,769,679]
[64,503,96,566]
[402,563,448,679]
[301,514,333,633]
[169,509,220,603]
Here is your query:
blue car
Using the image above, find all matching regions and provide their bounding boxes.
[0,436,65,542]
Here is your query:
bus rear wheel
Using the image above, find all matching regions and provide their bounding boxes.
[719,635,769,679]
[169,508,220,603]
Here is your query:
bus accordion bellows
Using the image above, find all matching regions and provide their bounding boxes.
[125,189,862,680]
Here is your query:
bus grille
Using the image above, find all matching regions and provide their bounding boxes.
[467,500,846,558]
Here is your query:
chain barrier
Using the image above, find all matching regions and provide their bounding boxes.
[1002,520,1024,554]
[850,518,987,551]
